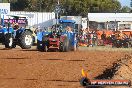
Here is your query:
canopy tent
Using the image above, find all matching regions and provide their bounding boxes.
[88,13,132,22]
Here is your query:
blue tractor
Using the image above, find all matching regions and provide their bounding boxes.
[0,15,33,49]
[37,19,78,52]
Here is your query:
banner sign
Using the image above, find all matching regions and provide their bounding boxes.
[0,3,10,15]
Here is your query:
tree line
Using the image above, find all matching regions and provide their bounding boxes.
[2,0,132,17]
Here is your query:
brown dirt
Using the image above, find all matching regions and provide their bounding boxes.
[106,54,132,88]
[0,47,131,88]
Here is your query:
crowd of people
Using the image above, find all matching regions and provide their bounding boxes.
[78,28,98,47]
[78,28,132,47]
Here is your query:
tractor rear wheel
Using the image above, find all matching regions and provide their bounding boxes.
[43,44,48,52]
[4,34,13,48]
[59,42,63,52]
[63,37,70,52]
[37,40,43,51]
[19,31,33,49]
[73,43,77,51]
[37,43,48,52]
[73,39,78,51]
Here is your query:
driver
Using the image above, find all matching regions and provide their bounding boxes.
[12,22,19,30]
[66,26,73,33]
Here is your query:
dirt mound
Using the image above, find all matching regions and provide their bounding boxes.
[97,54,132,88]
[110,54,132,88]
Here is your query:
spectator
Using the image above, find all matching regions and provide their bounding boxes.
[87,31,91,46]
[101,31,106,45]
[89,30,94,46]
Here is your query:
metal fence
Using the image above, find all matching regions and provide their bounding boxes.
[10,11,55,29]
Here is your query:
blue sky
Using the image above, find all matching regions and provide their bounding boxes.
[118,0,131,7]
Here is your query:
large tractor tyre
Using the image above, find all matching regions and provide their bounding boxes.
[19,31,33,49]
[37,36,46,51]
[4,34,13,48]
[63,37,70,52]
[37,40,48,52]
[43,44,48,52]
[32,36,36,46]
[73,39,78,51]
[61,43,65,52]
[42,37,48,52]
[73,43,77,51]
[73,36,78,51]
[59,42,64,52]
[12,43,16,48]
[37,44,48,52]
[37,40,43,51]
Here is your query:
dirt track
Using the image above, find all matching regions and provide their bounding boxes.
[0,46,131,88]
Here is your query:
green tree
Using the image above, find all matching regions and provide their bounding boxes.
[10,0,29,11]
[10,0,122,16]
[120,6,131,12]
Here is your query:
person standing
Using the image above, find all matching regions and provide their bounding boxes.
[101,31,106,45]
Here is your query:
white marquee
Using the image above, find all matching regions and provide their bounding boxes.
[88,13,132,22]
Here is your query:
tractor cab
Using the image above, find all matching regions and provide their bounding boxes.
[59,19,76,33]
[4,15,28,29]
[0,15,29,35]
[39,19,76,39]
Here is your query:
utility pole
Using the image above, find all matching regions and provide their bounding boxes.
[39,0,42,12]
[54,0,61,30]
[131,0,132,12]
[56,0,59,23]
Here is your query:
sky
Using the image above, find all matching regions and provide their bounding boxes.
[118,0,131,7]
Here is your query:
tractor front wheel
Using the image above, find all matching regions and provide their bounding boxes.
[4,34,13,48]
